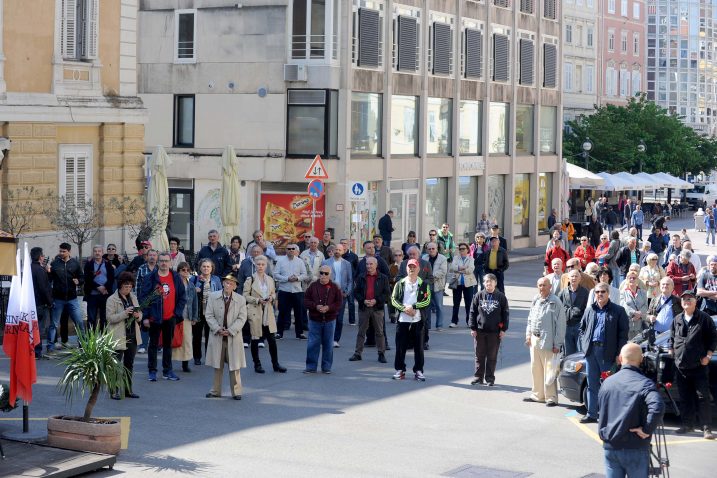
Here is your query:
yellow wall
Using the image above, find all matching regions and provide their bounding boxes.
[100,0,121,95]
[4,0,55,93]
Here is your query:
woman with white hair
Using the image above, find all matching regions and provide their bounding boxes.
[666,250,697,296]
[620,270,649,340]
[639,253,665,307]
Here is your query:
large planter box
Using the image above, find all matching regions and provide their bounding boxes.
[47,415,121,455]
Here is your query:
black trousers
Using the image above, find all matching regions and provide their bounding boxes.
[114,337,138,393]
[394,320,424,373]
[675,365,712,429]
[192,319,210,361]
[85,294,108,330]
[250,325,280,366]
[474,331,501,383]
[148,320,174,374]
[277,291,305,337]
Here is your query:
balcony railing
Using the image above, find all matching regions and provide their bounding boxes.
[291,34,338,61]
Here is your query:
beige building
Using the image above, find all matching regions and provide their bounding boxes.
[140,0,564,253]
[0,0,147,254]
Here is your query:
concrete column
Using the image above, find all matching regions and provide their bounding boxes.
[0,0,6,97]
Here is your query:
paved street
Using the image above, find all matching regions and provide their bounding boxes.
[2,216,716,477]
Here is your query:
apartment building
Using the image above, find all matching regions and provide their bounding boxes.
[139,0,563,251]
[563,0,599,121]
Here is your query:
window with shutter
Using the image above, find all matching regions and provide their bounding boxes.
[494,0,510,8]
[60,145,92,207]
[85,0,98,59]
[519,39,534,85]
[493,34,509,82]
[543,0,556,20]
[543,43,557,88]
[397,15,418,72]
[61,0,99,60]
[433,22,452,75]
[520,0,534,14]
[62,0,78,59]
[464,28,482,79]
[358,8,380,68]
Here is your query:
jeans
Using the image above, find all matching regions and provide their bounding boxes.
[604,448,649,478]
[564,323,581,356]
[148,320,174,374]
[34,304,51,357]
[306,320,335,372]
[85,294,108,330]
[634,224,643,240]
[706,227,715,245]
[425,289,444,329]
[474,270,484,291]
[346,291,356,324]
[451,285,474,325]
[277,291,305,337]
[333,296,348,342]
[585,344,614,418]
[394,319,424,373]
[48,298,84,350]
[610,266,621,289]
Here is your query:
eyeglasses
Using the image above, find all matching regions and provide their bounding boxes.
[565,265,575,269]
[429,233,436,236]
[287,247,298,251]
[107,247,116,250]
[158,259,171,263]
[594,291,607,295]
[319,271,331,276]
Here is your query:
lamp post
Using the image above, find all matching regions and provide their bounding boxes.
[582,137,594,170]
[637,139,646,172]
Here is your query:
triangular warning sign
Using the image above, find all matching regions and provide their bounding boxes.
[305,154,329,180]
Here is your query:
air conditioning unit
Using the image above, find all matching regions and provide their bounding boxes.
[284,64,308,82]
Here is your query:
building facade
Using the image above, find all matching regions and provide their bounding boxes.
[562,0,599,121]
[0,0,147,254]
[597,0,646,106]
[139,0,563,253]
[646,0,717,136]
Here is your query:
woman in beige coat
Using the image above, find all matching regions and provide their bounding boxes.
[106,272,146,400]
[243,255,286,374]
[204,275,248,400]
[173,262,198,372]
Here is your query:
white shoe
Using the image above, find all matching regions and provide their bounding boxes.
[243,343,249,349]
[448,323,457,328]
[333,341,340,348]
[414,371,426,381]
[258,342,265,348]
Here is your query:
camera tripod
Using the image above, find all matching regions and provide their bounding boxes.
[648,381,679,477]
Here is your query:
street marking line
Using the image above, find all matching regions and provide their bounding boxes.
[663,438,716,446]
[567,416,602,444]
[0,416,130,449]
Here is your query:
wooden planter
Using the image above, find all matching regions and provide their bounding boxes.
[47,416,121,455]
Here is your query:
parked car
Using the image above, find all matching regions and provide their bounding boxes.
[558,318,717,413]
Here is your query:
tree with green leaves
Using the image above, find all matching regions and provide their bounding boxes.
[564,94,717,176]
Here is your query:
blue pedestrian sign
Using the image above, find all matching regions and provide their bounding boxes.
[307,179,324,200]
[349,181,368,200]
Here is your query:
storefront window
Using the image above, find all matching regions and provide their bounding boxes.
[513,173,531,237]
[459,100,482,155]
[487,175,505,227]
[350,181,380,251]
[515,104,534,154]
[427,97,452,155]
[351,92,382,156]
[538,173,553,233]
[424,178,448,233]
[391,95,419,155]
[488,102,509,154]
[540,106,557,153]
[457,176,478,241]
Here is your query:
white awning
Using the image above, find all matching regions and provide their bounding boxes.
[596,172,635,191]
[652,172,694,190]
[635,172,670,189]
[612,172,654,191]
[566,162,606,189]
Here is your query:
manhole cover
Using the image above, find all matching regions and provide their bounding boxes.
[443,464,532,478]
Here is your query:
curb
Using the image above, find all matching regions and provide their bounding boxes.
[510,254,543,264]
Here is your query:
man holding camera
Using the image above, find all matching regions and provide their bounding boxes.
[598,343,665,478]
[670,290,717,440]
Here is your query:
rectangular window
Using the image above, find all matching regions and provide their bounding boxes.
[620,67,629,96]
[427,98,452,155]
[513,173,530,237]
[457,177,479,241]
[585,65,594,92]
[608,30,615,52]
[621,31,628,53]
[539,106,557,153]
[543,42,557,88]
[174,95,195,148]
[292,0,336,60]
[587,0,593,6]
[587,27,594,47]
[632,70,641,95]
[575,25,583,47]
[287,89,339,157]
[633,2,640,19]
[357,7,381,68]
[459,100,482,155]
[606,67,616,95]
[494,0,510,7]
[59,144,93,206]
[396,15,419,72]
[431,22,453,75]
[621,0,627,16]
[391,95,419,155]
[424,178,448,234]
[520,0,534,14]
[515,105,534,155]
[538,173,553,232]
[175,9,196,62]
[565,24,572,44]
[564,62,573,91]
[633,33,639,56]
[493,33,510,81]
[488,102,509,154]
[519,39,534,85]
[544,0,557,20]
[464,28,483,79]
[351,92,382,156]
[608,0,615,14]
[61,0,99,60]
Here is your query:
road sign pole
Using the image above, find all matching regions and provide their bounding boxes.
[311,199,316,235]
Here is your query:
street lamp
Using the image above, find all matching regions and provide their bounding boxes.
[637,139,646,172]
[581,137,594,169]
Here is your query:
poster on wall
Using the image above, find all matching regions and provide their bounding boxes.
[513,175,530,236]
[538,175,548,231]
[260,193,325,250]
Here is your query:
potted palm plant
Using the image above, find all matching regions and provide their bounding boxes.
[47,327,129,455]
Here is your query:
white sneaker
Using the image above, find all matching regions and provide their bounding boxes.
[243,343,249,349]
[137,347,146,354]
[392,370,405,380]
[448,323,457,328]
[333,341,340,348]
[258,342,265,348]
[414,371,426,381]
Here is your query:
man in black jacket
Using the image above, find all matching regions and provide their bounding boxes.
[598,343,665,477]
[484,236,509,293]
[468,273,509,386]
[47,243,85,352]
[194,229,230,276]
[30,247,53,359]
[83,245,115,330]
[378,210,394,244]
[559,270,589,356]
[340,238,359,325]
[615,237,640,281]
[350,257,390,363]
[670,290,717,439]
[579,283,629,423]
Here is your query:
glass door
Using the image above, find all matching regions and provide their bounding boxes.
[390,190,419,246]
[168,189,194,253]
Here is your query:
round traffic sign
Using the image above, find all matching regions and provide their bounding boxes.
[307,179,325,200]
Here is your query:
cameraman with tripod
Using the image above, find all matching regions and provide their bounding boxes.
[598,343,665,478]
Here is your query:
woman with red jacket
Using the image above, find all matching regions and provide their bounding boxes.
[666,250,697,296]
[573,236,596,269]
[594,234,612,267]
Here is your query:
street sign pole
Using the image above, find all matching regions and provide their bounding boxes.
[311,200,316,236]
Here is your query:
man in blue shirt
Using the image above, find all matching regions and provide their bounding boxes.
[647,277,682,334]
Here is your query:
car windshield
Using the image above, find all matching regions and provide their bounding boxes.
[639,317,717,348]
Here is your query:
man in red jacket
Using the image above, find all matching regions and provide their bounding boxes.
[303,265,344,374]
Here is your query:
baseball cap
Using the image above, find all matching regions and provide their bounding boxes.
[680,290,696,299]
[407,259,419,268]
[140,240,152,248]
